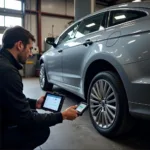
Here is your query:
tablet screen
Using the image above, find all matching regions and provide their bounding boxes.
[43,94,62,111]
[76,103,87,112]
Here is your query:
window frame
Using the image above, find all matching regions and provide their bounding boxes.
[0,15,22,27]
[0,33,3,45]
[55,11,108,46]
[56,21,81,46]
[0,0,4,8]
[0,0,24,29]
[106,8,148,28]
[0,15,4,26]
[0,0,22,11]
[5,15,22,27]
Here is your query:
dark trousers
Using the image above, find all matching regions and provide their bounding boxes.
[1,126,50,150]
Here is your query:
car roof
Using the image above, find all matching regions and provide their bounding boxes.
[77,1,150,22]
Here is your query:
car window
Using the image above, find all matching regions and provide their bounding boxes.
[58,22,80,45]
[109,10,147,27]
[75,13,105,38]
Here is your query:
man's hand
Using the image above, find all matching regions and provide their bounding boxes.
[36,96,45,109]
[62,105,78,120]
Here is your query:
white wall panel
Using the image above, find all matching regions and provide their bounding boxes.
[24,14,37,45]
[95,4,106,12]
[41,0,74,16]
[41,0,66,14]
[41,16,72,51]
[66,0,74,16]
[25,0,36,11]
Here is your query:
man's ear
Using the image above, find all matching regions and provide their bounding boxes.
[16,41,24,51]
[20,44,24,49]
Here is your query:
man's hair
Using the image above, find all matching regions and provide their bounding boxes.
[2,26,35,49]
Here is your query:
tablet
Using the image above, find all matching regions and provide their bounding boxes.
[41,92,65,112]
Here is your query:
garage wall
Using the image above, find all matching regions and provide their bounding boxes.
[25,0,74,52]
[95,4,106,11]
[24,14,37,45]
[25,0,37,45]
[41,16,72,50]
[25,0,36,11]
[41,0,74,51]
[41,0,74,16]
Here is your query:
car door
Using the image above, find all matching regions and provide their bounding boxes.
[62,12,107,88]
[45,42,64,82]
[46,22,81,83]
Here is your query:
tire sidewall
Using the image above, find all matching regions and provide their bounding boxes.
[87,72,126,137]
[39,63,46,89]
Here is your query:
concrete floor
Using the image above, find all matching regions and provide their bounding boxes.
[23,78,150,150]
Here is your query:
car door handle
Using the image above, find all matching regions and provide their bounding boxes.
[58,50,63,53]
[83,39,93,46]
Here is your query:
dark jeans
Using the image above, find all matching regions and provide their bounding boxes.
[1,126,50,150]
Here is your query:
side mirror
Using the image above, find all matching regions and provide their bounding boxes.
[45,37,57,47]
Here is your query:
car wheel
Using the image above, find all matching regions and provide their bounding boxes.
[88,71,133,137]
[39,63,53,91]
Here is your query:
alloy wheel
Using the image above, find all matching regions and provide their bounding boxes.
[39,65,45,88]
[89,79,117,129]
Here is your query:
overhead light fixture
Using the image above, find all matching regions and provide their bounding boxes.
[115,15,126,20]
[133,0,141,1]
[86,23,96,28]
[119,4,128,7]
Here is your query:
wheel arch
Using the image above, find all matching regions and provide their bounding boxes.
[82,56,130,102]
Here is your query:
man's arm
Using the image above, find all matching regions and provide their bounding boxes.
[26,98,36,109]
[3,69,63,129]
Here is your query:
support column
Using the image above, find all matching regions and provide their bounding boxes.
[37,0,42,54]
[74,0,95,21]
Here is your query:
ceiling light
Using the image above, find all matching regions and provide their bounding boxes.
[115,15,126,20]
[86,23,96,28]
[132,0,141,2]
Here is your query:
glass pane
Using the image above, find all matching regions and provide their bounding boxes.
[59,23,80,44]
[5,16,22,27]
[0,15,4,26]
[5,0,21,11]
[75,13,104,38]
[0,34,3,45]
[0,0,4,8]
[109,10,147,27]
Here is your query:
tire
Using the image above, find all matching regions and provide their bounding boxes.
[87,71,133,138]
[39,63,53,91]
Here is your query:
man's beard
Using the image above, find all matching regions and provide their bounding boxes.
[17,54,26,65]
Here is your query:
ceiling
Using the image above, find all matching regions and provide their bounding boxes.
[96,0,133,6]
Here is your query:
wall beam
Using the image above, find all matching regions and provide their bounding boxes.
[41,12,74,19]
[25,10,74,19]
[25,10,38,14]
[37,0,42,54]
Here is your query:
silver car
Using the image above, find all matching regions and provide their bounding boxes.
[39,1,150,137]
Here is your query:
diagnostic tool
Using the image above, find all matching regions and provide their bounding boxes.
[76,102,88,116]
[41,92,65,112]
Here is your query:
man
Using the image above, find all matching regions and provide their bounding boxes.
[0,26,78,149]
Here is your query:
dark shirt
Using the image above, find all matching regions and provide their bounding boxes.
[0,48,63,130]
